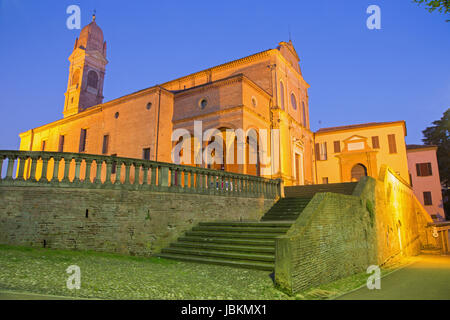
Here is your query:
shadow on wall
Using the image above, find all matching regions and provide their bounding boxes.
[274,165,433,295]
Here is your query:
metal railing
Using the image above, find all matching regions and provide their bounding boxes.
[0,150,281,199]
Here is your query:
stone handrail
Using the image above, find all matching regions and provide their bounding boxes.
[0,150,281,199]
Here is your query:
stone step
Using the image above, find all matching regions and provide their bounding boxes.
[161,247,275,262]
[171,241,275,254]
[192,226,290,233]
[198,221,292,227]
[185,231,282,239]
[178,236,275,246]
[157,253,274,271]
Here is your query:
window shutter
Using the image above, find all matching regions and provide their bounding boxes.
[333,141,341,153]
[323,142,327,160]
[427,163,432,176]
[388,134,397,154]
[416,163,421,176]
[315,143,320,160]
[372,136,380,149]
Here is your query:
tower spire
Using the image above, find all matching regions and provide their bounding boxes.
[92,9,96,22]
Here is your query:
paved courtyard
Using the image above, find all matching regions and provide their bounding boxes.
[338,255,450,300]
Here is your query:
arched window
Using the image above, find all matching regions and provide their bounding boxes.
[291,93,297,110]
[279,81,285,109]
[351,164,367,181]
[72,69,80,86]
[87,70,98,89]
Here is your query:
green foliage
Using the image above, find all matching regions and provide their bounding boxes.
[422,108,450,219]
[413,0,450,21]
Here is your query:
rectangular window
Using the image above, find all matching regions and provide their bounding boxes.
[322,177,329,184]
[111,154,117,174]
[79,129,87,152]
[142,148,151,160]
[372,136,380,149]
[58,135,65,152]
[333,141,341,153]
[416,163,432,177]
[387,134,397,154]
[41,140,46,151]
[102,135,109,154]
[409,174,413,187]
[423,191,432,206]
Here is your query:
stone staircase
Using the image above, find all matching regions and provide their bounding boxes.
[157,182,357,270]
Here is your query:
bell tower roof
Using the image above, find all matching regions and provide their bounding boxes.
[77,15,104,52]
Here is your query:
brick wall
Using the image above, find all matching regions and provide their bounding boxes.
[275,166,432,294]
[0,185,275,256]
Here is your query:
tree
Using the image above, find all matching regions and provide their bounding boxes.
[413,0,450,21]
[422,108,450,219]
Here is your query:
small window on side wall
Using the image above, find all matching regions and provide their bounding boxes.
[79,129,87,153]
[102,135,109,154]
[58,135,65,152]
[143,148,151,160]
[423,191,432,206]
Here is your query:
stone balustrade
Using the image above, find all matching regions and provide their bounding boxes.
[0,150,281,199]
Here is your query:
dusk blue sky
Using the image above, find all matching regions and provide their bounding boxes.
[0,0,448,150]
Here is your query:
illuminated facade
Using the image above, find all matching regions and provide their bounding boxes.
[19,17,315,186]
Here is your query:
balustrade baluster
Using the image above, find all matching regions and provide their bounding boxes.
[105,160,112,184]
[73,157,82,183]
[150,166,157,186]
[5,156,16,180]
[16,156,27,181]
[134,163,140,185]
[114,160,122,185]
[142,165,149,186]
[40,156,50,182]
[0,156,4,181]
[29,156,39,182]
[95,159,103,184]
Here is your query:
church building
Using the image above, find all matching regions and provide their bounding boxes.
[19,15,315,186]
[18,16,436,196]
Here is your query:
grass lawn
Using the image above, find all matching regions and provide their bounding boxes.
[0,245,403,300]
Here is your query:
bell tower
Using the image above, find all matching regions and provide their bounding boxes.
[63,14,108,118]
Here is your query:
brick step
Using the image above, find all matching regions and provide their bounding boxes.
[198,221,292,227]
[262,213,299,218]
[178,236,275,246]
[266,206,306,214]
[185,231,282,239]
[171,241,275,254]
[192,226,290,233]
[157,253,274,271]
[261,217,297,222]
[161,247,275,262]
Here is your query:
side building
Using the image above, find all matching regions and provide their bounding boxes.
[313,121,410,184]
[406,144,445,221]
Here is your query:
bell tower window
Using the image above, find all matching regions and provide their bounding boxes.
[87,70,98,89]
